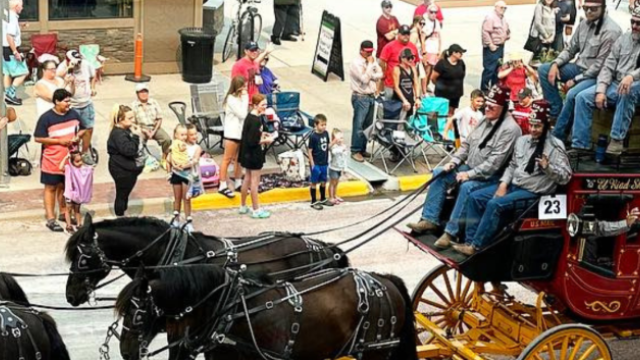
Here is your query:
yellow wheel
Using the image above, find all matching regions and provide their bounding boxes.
[517,324,612,360]
[412,264,474,344]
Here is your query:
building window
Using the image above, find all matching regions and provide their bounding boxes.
[49,0,133,20]
[20,0,39,21]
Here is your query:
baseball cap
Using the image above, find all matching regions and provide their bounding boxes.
[518,87,533,99]
[360,40,375,52]
[447,44,467,54]
[66,50,82,61]
[400,48,415,59]
[244,41,260,51]
[398,25,411,35]
[135,83,149,93]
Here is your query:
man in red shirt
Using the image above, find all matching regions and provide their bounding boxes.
[511,88,534,135]
[231,41,274,100]
[376,0,400,58]
[414,0,444,25]
[379,25,419,99]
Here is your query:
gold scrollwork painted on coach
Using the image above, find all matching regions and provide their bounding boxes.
[583,178,640,191]
[585,300,622,313]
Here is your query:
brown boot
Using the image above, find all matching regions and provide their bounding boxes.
[406,220,438,234]
[452,243,477,256]
[434,233,454,249]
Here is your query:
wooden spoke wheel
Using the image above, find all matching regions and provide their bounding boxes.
[412,264,475,344]
[517,324,612,360]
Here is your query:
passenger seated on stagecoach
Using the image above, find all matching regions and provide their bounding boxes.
[407,84,522,248]
[452,100,572,256]
[594,207,640,238]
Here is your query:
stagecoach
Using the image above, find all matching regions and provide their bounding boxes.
[400,156,640,360]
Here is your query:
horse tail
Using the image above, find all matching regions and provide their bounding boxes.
[385,275,418,360]
[0,272,30,304]
[41,313,71,360]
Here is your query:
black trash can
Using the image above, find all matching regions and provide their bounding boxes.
[179,27,216,83]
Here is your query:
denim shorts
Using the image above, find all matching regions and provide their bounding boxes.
[329,169,342,180]
[310,165,328,183]
[74,103,96,129]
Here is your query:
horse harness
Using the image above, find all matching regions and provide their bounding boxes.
[0,302,43,360]
[143,268,401,360]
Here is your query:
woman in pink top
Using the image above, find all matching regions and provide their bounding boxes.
[59,151,94,233]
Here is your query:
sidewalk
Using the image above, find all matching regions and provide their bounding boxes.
[0,0,633,220]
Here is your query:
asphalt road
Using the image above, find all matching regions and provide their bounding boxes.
[1,195,638,359]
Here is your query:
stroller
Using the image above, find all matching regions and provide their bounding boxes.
[7,133,32,176]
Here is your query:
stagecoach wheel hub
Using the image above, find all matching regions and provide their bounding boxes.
[411,264,475,344]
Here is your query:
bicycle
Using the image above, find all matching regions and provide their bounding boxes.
[222,0,262,63]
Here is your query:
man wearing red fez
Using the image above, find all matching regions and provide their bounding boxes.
[407,85,522,249]
[453,100,572,256]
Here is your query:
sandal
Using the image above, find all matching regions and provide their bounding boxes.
[218,188,235,199]
[46,220,64,232]
[58,214,77,225]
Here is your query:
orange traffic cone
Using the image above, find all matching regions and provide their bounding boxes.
[125,33,151,83]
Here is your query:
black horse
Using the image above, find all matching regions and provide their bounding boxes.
[0,273,71,360]
[65,214,348,307]
[116,265,418,360]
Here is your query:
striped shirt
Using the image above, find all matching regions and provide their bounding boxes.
[34,109,84,175]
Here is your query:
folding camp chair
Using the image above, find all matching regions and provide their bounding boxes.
[189,73,227,152]
[267,92,313,154]
[79,44,107,83]
[366,98,423,174]
[409,96,456,171]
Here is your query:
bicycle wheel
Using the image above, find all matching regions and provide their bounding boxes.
[252,13,262,42]
[222,25,236,63]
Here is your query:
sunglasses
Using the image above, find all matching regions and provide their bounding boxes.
[429,10,438,14]
[263,57,270,61]
[420,22,426,26]
[404,56,415,61]
[582,5,601,12]
[632,19,640,26]
[383,5,392,8]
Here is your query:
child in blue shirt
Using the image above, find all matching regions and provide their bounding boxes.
[308,114,330,210]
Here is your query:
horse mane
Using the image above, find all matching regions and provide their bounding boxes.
[0,272,29,304]
[116,264,227,316]
[64,216,170,263]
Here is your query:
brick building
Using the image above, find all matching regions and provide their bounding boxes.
[20,0,204,74]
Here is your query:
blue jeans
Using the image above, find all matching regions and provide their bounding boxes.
[421,165,497,237]
[481,45,504,92]
[573,82,640,146]
[539,63,596,141]
[465,184,538,249]
[351,94,375,153]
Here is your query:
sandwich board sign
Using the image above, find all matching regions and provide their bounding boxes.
[312,10,344,82]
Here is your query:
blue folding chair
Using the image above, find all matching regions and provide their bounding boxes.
[408,96,455,171]
[267,92,314,155]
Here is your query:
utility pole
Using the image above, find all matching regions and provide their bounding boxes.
[0,0,8,187]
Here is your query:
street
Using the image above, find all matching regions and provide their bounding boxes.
[1,195,639,359]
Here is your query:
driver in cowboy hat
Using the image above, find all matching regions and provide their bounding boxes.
[407,85,521,248]
[452,100,572,256]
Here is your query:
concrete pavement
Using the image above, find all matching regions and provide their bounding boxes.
[1,0,635,218]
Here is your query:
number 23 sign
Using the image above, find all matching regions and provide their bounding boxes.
[538,195,567,220]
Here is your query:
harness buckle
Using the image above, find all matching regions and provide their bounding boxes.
[265,301,274,310]
[36,353,42,360]
[11,327,21,338]
[378,319,385,327]
[216,333,226,343]
[390,316,397,324]
[185,306,193,314]
[363,321,370,330]
[376,289,383,297]
[291,323,300,334]
[206,251,215,258]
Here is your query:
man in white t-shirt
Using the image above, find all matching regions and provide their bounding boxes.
[443,89,485,142]
[3,0,28,105]
[57,50,97,165]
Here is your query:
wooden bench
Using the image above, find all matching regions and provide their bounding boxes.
[591,109,640,153]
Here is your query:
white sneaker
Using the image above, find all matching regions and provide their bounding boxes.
[238,206,250,215]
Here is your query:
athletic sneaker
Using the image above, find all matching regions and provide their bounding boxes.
[5,93,22,105]
[252,209,271,219]
[311,202,324,211]
[82,152,95,166]
[238,206,250,215]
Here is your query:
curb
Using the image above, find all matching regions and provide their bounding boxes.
[192,180,372,211]
[398,174,432,192]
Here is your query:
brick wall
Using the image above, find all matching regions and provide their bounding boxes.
[21,28,135,64]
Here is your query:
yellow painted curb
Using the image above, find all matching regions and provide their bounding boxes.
[192,180,371,211]
[398,174,432,192]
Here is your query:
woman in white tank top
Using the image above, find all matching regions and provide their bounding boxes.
[34,60,74,118]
